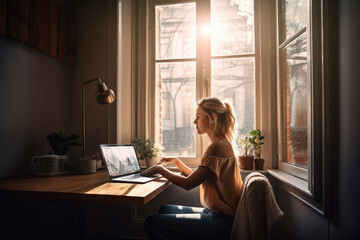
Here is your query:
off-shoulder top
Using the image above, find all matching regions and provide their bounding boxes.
[199,153,242,217]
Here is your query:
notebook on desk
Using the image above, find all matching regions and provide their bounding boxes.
[100,144,162,183]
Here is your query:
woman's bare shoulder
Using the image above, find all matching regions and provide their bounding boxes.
[206,139,234,158]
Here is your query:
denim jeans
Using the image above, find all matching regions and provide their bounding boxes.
[144,204,234,240]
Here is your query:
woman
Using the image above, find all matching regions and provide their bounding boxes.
[142,97,243,240]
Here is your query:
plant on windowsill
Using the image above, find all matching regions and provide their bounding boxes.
[238,135,255,170]
[131,138,163,168]
[248,129,265,170]
[46,129,82,172]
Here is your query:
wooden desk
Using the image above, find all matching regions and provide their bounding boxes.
[0,170,171,205]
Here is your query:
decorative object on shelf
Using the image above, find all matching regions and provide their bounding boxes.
[46,129,81,172]
[82,77,116,157]
[131,138,163,168]
[248,129,265,170]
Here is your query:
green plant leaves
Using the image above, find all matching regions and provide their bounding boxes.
[248,129,260,137]
[238,129,265,158]
[131,138,163,160]
[46,129,81,155]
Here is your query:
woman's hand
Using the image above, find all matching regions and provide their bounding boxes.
[157,157,193,177]
[157,157,178,166]
[141,165,164,176]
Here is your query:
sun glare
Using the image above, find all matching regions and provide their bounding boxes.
[201,23,229,53]
[201,25,212,37]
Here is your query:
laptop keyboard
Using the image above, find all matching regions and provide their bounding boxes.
[120,173,142,179]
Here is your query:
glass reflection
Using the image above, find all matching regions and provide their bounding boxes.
[156,62,196,157]
[156,3,196,60]
[283,33,308,168]
[279,0,307,42]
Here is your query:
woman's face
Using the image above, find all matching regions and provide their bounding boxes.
[193,107,211,135]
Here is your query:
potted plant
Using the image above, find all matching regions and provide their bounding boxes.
[131,138,163,168]
[238,135,254,170]
[46,129,81,171]
[248,129,265,170]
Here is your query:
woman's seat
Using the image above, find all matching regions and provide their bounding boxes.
[230,172,283,240]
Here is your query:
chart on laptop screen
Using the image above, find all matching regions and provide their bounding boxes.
[101,146,140,176]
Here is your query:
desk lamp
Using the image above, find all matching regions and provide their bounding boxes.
[82,77,116,157]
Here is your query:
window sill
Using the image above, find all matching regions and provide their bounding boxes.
[268,169,311,195]
[240,169,268,174]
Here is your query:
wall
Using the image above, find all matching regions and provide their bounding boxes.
[69,0,118,159]
[0,26,71,178]
[330,0,360,238]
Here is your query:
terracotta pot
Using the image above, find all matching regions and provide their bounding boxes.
[145,157,161,168]
[239,156,254,170]
[254,158,265,170]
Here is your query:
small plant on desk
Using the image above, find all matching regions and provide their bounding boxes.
[46,129,82,171]
[131,138,163,168]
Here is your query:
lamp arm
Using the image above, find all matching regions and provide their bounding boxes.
[82,77,102,87]
[82,77,102,157]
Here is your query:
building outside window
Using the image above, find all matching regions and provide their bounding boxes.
[151,0,256,162]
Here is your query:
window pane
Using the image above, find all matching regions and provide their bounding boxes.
[211,0,254,56]
[282,33,308,168]
[155,62,196,157]
[211,58,255,138]
[155,3,196,60]
[279,0,307,42]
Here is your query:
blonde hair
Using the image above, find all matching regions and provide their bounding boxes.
[197,97,238,146]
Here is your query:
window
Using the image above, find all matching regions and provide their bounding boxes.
[150,0,257,165]
[276,0,324,197]
[277,0,310,180]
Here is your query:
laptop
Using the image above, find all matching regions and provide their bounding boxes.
[100,144,162,183]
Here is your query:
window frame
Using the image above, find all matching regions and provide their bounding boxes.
[127,0,327,215]
[147,0,265,168]
[274,0,326,212]
[276,27,310,182]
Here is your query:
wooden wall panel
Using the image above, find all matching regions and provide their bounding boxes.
[37,0,50,53]
[27,0,37,47]
[3,0,76,66]
[58,6,67,62]
[0,0,6,35]
[49,0,58,57]
[68,16,76,66]
[8,0,29,43]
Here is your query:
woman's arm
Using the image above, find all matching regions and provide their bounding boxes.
[142,165,213,191]
[157,157,193,176]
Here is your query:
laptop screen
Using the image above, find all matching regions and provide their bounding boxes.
[100,144,141,177]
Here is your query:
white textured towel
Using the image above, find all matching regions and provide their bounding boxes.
[231,173,283,240]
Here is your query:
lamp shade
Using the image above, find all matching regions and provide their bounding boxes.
[96,82,116,104]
